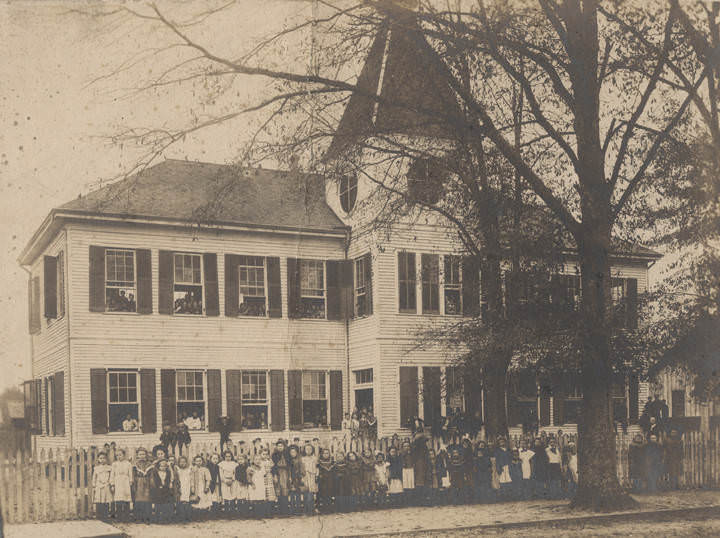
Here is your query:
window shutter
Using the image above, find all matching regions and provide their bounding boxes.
[267,257,282,318]
[89,246,106,313]
[461,256,479,317]
[160,369,177,427]
[553,381,565,426]
[539,384,551,427]
[158,251,174,315]
[270,370,285,431]
[30,277,41,334]
[207,369,222,432]
[340,260,354,319]
[421,254,439,314]
[287,370,303,430]
[226,370,243,432]
[399,366,418,429]
[34,380,41,433]
[44,256,58,319]
[203,253,219,316]
[364,254,373,316]
[224,255,240,317]
[90,369,108,434]
[626,278,638,329]
[43,377,50,435]
[422,367,442,428]
[54,371,65,436]
[628,373,639,424]
[27,279,36,334]
[326,261,342,321]
[330,370,343,430]
[136,249,153,314]
[286,258,300,318]
[140,369,156,433]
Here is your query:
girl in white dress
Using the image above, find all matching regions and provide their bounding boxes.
[92,452,113,519]
[109,449,133,521]
[176,456,193,521]
[218,450,239,512]
[301,444,318,514]
[190,455,213,510]
[248,455,269,518]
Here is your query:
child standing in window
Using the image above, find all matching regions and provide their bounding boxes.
[92,452,112,520]
[301,444,318,514]
[132,448,154,523]
[218,450,238,512]
[109,448,133,521]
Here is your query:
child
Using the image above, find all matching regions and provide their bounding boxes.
[234,453,251,516]
[301,444,318,514]
[401,441,415,505]
[361,448,375,507]
[248,455,268,518]
[474,441,493,503]
[387,446,404,505]
[374,452,389,506]
[342,413,352,441]
[151,458,175,523]
[176,423,191,457]
[427,448,441,505]
[175,456,193,521]
[271,441,291,514]
[259,448,277,507]
[159,422,176,455]
[132,448,154,523]
[218,450,238,512]
[346,451,362,511]
[109,448,132,521]
[333,453,350,512]
[567,443,578,496]
[92,452,112,520]
[317,449,335,512]
[206,453,223,513]
[509,449,523,500]
[288,445,305,515]
[448,447,465,505]
[190,455,213,510]
[494,438,513,501]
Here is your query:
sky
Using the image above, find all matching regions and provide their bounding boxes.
[0,0,321,392]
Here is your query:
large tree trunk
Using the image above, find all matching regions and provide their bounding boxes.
[483,355,510,440]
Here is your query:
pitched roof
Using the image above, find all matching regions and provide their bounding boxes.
[58,159,346,233]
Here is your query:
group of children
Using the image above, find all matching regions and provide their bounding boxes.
[91,428,582,522]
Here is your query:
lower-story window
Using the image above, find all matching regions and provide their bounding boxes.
[108,370,139,432]
[242,371,268,429]
[303,371,328,428]
[177,370,205,430]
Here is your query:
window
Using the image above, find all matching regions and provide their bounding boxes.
[354,368,373,385]
[355,257,368,317]
[508,371,538,427]
[672,389,686,417]
[407,158,445,205]
[300,260,326,319]
[339,174,358,213]
[552,274,581,314]
[421,254,440,314]
[238,256,267,316]
[177,370,205,429]
[302,371,328,428]
[174,253,203,315]
[242,371,268,429]
[57,251,65,318]
[563,373,583,424]
[610,376,628,423]
[108,371,139,432]
[444,255,461,315]
[105,249,136,312]
[44,377,54,435]
[398,252,417,313]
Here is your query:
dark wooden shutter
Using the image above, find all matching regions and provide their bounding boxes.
[89,246,106,313]
[399,366,418,429]
[421,254,440,314]
[422,367,442,427]
[267,257,282,318]
[140,368,156,433]
[90,369,108,434]
[34,380,42,433]
[628,373,639,424]
[44,377,50,435]
[44,256,58,319]
[226,370,243,432]
[626,278,638,329]
[270,370,285,431]
[53,371,65,436]
[158,250,174,315]
[161,369,177,427]
[287,370,303,430]
[207,369,222,432]
[539,384,551,427]
[30,277,41,334]
[365,254,373,316]
[136,249,153,314]
[326,261,343,320]
[286,258,300,318]
[330,370,343,430]
[203,253,219,316]
[462,256,479,316]
[224,254,240,317]
[553,380,565,426]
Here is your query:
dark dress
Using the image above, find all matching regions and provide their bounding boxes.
[361,455,375,493]
[150,468,175,504]
[628,441,645,480]
[532,445,549,483]
[388,454,403,482]
[317,458,336,500]
[664,437,683,487]
[448,453,465,489]
[272,450,291,497]
[347,459,363,496]
[412,435,430,488]
[474,448,492,487]
[334,461,351,497]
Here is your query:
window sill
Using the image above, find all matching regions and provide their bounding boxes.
[100,311,139,316]
[107,431,145,435]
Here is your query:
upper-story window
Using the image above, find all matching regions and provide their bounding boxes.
[339,174,358,213]
[57,251,65,318]
[398,252,417,313]
[174,253,203,315]
[355,258,368,317]
[106,249,137,312]
[421,254,440,314]
[444,255,462,315]
[300,260,326,319]
[108,370,139,433]
[238,256,267,316]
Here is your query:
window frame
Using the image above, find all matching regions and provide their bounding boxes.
[107,369,141,434]
[442,255,462,316]
[421,253,440,314]
[104,249,138,313]
[237,256,268,317]
[354,368,373,386]
[173,252,205,315]
[241,370,270,430]
[339,174,358,213]
[354,257,368,318]
[398,251,417,314]
[299,259,327,319]
[57,251,65,319]
[176,369,206,430]
[301,370,329,428]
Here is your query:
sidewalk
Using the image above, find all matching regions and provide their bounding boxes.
[5,491,720,538]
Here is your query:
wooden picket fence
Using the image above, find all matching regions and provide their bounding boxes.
[1,430,719,524]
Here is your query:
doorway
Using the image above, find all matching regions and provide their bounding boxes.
[355,388,373,413]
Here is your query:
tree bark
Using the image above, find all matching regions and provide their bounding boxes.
[483,356,510,440]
